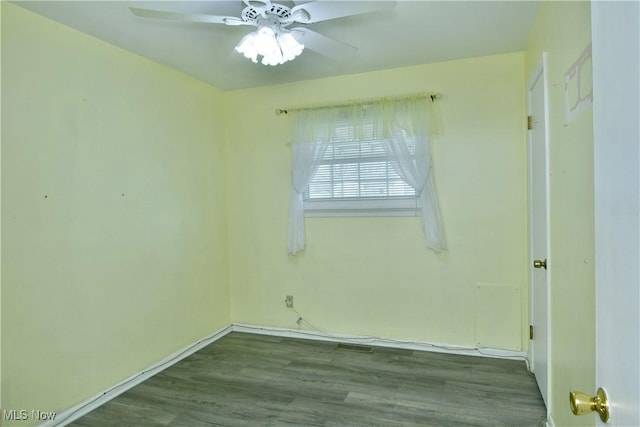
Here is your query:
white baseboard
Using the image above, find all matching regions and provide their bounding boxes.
[546,413,556,427]
[46,322,528,426]
[45,324,233,427]
[231,323,528,361]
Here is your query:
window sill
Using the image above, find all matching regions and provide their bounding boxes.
[303,198,420,218]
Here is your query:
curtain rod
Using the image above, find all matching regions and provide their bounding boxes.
[275,92,442,116]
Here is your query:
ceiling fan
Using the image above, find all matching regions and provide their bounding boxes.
[130,0,395,66]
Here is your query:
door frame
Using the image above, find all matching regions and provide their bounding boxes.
[527,53,551,410]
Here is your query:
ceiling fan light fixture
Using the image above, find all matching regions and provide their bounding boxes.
[253,26,280,56]
[262,50,285,66]
[132,0,391,69]
[235,25,304,66]
[235,32,260,63]
[278,32,304,61]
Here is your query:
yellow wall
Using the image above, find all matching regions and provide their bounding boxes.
[225,53,529,351]
[2,2,547,422]
[525,2,595,426]
[1,3,230,423]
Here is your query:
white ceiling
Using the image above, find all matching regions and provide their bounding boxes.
[13,0,540,91]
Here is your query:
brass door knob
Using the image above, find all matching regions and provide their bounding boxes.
[533,259,547,269]
[569,388,610,422]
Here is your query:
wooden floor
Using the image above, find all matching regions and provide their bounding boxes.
[71,332,546,426]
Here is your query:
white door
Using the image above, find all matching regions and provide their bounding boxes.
[592,1,639,425]
[528,55,550,408]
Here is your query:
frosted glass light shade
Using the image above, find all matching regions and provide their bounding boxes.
[278,32,304,62]
[235,26,304,66]
[235,32,259,63]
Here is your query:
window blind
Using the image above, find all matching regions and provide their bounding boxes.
[304,122,416,201]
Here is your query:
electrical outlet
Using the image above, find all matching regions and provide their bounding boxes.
[285,295,293,308]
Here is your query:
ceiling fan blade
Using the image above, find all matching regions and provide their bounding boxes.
[129,7,251,26]
[292,27,357,60]
[291,1,395,24]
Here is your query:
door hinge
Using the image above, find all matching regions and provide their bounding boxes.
[527,115,533,130]
[529,325,534,340]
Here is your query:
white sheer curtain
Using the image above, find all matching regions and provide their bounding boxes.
[287,110,331,255]
[382,98,447,251]
[287,95,446,254]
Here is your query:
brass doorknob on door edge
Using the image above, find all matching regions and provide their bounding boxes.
[569,388,610,422]
[533,259,547,269]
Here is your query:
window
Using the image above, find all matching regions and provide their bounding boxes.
[303,122,419,217]
[287,95,446,254]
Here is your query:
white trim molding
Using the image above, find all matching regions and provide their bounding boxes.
[304,197,420,218]
[45,325,233,427]
[546,413,556,427]
[232,323,527,361]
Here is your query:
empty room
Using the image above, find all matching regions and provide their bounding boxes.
[2,1,638,426]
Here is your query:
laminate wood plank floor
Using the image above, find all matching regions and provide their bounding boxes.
[71,332,546,426]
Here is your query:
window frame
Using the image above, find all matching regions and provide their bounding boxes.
[303,196,420,217]
[302,132,419,218]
